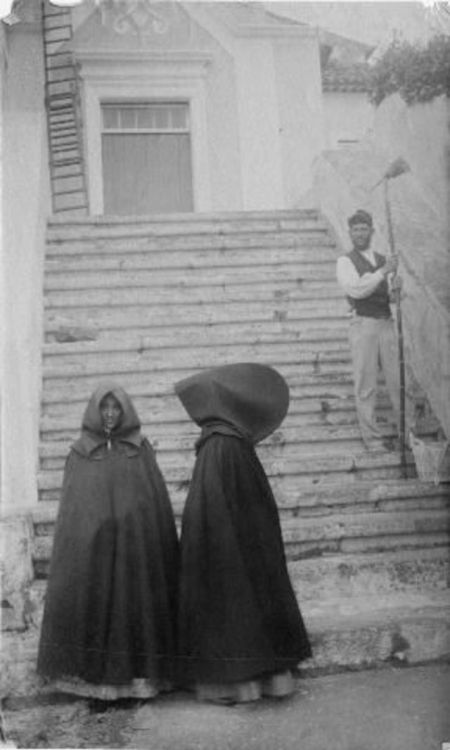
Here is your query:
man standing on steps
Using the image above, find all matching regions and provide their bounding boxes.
[336,209,402,452]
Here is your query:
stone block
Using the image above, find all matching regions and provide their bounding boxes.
[302,592,450,671]
[1,515,34,632]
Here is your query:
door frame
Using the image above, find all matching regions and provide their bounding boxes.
[79,51,212,215]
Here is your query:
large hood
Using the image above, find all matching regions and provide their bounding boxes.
[73,382,142,456]
[174,363,289,444]
[81,382,141,435]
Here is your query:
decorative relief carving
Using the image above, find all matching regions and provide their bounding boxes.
[95,0,170,38]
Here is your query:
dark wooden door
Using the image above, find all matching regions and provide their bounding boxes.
[101,102,193,215]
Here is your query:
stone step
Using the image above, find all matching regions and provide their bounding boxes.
[38,422,367,452]
[36,457,417,505]
[45,320,349,350]
[304,591,450,671]
[41,343,351,379]
[44,302,349,337]
[40,366,388,403]
[38,424,400,471]
[42,334,349,361]
[40,374,358,408]
[40,424,395,468]
[46,222,327,246]
[46,233,334,258]
[271,477,450,514]
[30,501,450,596]
[37,450,416,498]
[3,589,450,696]
[45,243,335,271]
[32,479,450,527]
[44,283,343,310]
[31,509,449,574]
[39,403,391,440]
[289,548,450,602]
[280,509,450,554]
[46,239,335,263]
[46,209,322,240]
[39,395,393,436]
[43,263,336,292]
[46,232,338,256]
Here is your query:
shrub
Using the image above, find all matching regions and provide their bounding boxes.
[367,34,450,106]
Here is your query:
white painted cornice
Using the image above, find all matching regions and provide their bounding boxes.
[76,49,213,65]
[231,23,316,40]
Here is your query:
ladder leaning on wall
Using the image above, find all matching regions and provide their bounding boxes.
[41,0,89,215]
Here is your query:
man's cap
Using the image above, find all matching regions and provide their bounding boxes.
[348,209,373,228]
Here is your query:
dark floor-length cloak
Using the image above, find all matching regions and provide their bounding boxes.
[37,383,179,692]
[175,363,312,686]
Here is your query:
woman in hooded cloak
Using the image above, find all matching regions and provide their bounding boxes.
[37,383,179,702]
[175,363,312,704]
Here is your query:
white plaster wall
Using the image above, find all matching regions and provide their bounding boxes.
[368,93,449,217]
[1,27,5,497]
[204,42,242,210]
[234,39,284,210]
[323,92,374,150]
[174,2,244,211]
[1,25,49,511]
[274,35,323,207]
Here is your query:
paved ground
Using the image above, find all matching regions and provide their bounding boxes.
[3,662,450,749]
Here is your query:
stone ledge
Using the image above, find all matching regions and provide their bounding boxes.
[3,591,449,697]
[303,591,450,671]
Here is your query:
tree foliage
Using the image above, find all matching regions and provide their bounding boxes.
[367,35,450,106]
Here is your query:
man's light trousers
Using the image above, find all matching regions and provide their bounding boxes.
[348,315,401,446]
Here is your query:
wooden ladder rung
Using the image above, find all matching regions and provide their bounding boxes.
[46,50,73,58]
[51,147,80,156]
[47,91,76,100]
[47,104,76,114]
[49,129,78,138]
[44,36,72,49]
[49,122,77,131]
[50,157,83,167]
[42,22,71,30]
[51,173,84,181]
[46,77,77,85]
[53,188,86,197]
[54,204,88,212]
[48,112,75,121]
[49,131,78,141]
[45,63,74,71]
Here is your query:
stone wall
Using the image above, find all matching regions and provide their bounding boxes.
[323,92,374,150]
[1,22,50,513]
[313,94,450,438]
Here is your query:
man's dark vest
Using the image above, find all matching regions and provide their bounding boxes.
[347,249,391,319]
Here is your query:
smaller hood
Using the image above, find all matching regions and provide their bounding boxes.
[174,363,289,444]
[73,382,142,456]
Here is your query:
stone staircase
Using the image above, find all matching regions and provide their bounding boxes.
[10,209,450,694]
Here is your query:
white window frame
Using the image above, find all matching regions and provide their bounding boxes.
[101,101,191,134]
[80,53,212,215]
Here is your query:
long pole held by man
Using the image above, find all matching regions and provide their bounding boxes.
[381,158,411,478]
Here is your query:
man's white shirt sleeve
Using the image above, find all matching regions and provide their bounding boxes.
[336,256,384,299]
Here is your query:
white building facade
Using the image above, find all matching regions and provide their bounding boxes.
[1,0,326,514]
